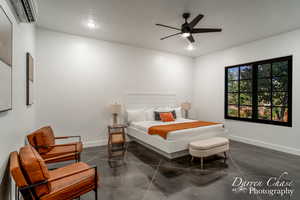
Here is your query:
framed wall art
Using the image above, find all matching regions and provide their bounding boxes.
[26,52,34,105]
[0,6,12,112]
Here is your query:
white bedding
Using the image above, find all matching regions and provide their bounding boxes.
[130,118,224,141]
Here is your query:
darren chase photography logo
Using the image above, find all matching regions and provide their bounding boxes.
[232,172,294,197]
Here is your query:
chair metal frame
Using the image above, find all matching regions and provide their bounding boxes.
[15,165,98,200]
[33,135,82,163]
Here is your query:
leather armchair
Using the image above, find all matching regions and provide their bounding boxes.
[27,126,82,164]
[10,145,98,200]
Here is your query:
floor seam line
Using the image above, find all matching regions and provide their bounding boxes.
[141,159,162,200]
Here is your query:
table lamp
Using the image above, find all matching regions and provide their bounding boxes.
[181,102,191,119]
[110,103,122,125]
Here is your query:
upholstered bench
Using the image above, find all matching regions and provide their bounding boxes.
[189,137,229,169]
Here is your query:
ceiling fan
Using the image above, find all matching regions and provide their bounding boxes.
[156,13,222,43]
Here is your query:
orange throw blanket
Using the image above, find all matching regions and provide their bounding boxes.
[148,121,221,139]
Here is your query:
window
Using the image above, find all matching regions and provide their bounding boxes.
[225,56,292,127]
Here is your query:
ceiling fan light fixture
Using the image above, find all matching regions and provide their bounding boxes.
[156,13,221,43]
[181,32,190,38]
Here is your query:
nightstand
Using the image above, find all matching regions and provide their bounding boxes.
[107,124,127,158]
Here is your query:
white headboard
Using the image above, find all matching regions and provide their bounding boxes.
[125,93,177,109]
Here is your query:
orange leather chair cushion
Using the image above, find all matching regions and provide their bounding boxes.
[41,142,83,160]
[35,126,55,154]
[10,152,28,188]
[41,162,97,200]
[159,112,175,122]
[27,132,37,146]
[19,145,51,197]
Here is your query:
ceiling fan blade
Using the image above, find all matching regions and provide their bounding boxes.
[189,14,204,28]
[160,32,182,40]
[187,35,195,43]
[156,24,181,31]
[191,28,222,33]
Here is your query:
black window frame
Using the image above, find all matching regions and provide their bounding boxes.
[225,56,292,127]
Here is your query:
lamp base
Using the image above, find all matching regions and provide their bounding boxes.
[185,110,189,119]
[113,113,118,125]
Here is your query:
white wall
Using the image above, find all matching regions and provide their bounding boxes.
[193,29,300,155]
[36,28,195,147]
[0,0,36,199]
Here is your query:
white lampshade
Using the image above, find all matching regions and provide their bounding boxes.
[181,102,191,110]
[110,103,122,114]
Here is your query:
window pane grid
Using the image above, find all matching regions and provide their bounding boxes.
[238,67,241,117]
[239,78,252,81]
[270,64,273,120]
[257,75,288,79]
[225,56,292,126]
[258,105,288,108]
[228,92,252,94]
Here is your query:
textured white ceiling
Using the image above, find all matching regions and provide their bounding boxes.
[36,0,300,57]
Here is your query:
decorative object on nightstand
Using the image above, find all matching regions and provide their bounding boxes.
[107,124,127,158]
[181,102,191,119]
[110,103,122,125]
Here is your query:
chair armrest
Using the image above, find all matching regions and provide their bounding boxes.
[48,165,97,182]
[35,143,77,148]
[19,180,48,191]
[34,143,80,153]
[18,166,98,192]
[44,152,80,162]
[55,135,81,142]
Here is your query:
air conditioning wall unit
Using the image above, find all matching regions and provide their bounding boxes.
[9,0,38,23]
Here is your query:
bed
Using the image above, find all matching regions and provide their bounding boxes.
[125,93,225,159]
[127,118,225,159]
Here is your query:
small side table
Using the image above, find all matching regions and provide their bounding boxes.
[107,124,127,158]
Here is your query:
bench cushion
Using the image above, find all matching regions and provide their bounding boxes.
[190,137,229,150]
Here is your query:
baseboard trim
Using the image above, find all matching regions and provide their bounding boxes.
[229,135,300,156]
[83,139,107,148]
[83,136,133,148]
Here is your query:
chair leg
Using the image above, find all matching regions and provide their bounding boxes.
[95,166,98,200]
[224,151,228,164]
[108,143,112,159]
[190,156,194,163]
[95,188,98,200]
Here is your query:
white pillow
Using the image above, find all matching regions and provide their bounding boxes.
[154,107,171,112]
[145,108,155,121]
[174,107,183,119]
[127,109,146,122]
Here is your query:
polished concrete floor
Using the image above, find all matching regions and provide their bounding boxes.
[79,141,300,200]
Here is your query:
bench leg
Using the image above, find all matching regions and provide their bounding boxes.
[224,152,227,159]
[200,157,203,170]
[224,151,228,164]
